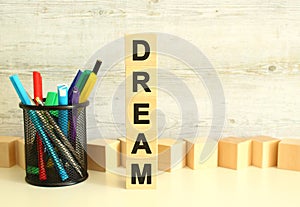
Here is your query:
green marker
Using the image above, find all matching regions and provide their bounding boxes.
[45,92,58,117]
[76,70,91,92]
[27,166,39,175]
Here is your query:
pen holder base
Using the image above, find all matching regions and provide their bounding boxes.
[20,101,89,187]
[25,173,88,187]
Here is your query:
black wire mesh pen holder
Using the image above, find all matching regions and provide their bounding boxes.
[19,101,89,187]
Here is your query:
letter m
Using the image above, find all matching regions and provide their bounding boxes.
[131,164,152,184]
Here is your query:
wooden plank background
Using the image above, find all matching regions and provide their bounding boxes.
[1,0,300,139]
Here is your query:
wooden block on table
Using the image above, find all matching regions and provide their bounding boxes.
[218,137,252,170]
[158,138,186,172]
[0,136,21,168]
[119,137,126,167]
[185,138,218,170]
[16,138,25,169]
[251,136,280,168]
[278,139,300,171]
[87,139,120,172]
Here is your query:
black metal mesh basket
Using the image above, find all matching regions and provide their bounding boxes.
[19,101,89,187]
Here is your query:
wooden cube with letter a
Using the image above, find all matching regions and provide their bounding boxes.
[218,137,252,170]
[87,139,120,172]
[251,136,280,168]
[0,136,21,168]
[158,138,186,172]
[278,139,300,171]
[185,138,218,169]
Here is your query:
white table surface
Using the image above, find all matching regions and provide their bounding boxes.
[1,166,299,207]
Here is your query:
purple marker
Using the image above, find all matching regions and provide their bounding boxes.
[70,86,80,146]
[68,70,82,105]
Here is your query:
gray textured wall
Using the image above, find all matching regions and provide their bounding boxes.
[1,0,300,139]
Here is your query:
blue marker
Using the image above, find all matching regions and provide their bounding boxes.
[9,75,69,181]
[9,75,31,105]
[58,84,69,136]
